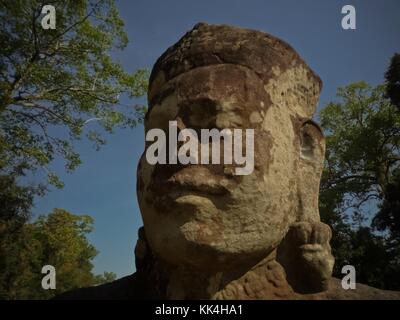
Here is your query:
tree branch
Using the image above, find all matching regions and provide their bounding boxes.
[11,100,72,125]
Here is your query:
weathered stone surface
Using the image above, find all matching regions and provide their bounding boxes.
[56,23,400,300]
[137,22,331,296]
[56,227,400,300]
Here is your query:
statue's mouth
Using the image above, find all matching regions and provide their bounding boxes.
[149,165,232,198]
[164,178,229,197]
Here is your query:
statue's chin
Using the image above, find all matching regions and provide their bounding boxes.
[142,195,284,271]
[148,226,276,273]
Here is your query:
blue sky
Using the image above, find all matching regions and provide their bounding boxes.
[32,0,400,278]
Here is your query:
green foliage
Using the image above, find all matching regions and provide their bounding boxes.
[0,174,36,299]
[385,53,400,111]
[320,82,400,213]
[374,168,400,238]
[0,1,143,298]
[0,203,113,299]
[94,271,117,285]
[0,174,37,224]
[344,227,391,289]
[0,0,148,188]
[319,81,400,290]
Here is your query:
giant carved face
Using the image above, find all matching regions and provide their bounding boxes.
[137,23,324,272]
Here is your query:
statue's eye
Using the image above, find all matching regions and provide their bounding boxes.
[179,98,217,130]
[146,94,179,132]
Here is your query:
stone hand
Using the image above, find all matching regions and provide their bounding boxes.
[278,221,335,293]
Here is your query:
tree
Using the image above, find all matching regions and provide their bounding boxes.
[0,208,112,299]
[94,271,117,285]
[385,53,400,111]
[0,174,37,225]
[373,168,400,238]
[319,81,400,290]
[0,0,148,188]
[0,174,36,299]
[345,227,391,289]
[320,82,400,217]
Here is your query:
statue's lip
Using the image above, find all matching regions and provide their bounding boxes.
[150,164,232,197]
[153,178,229,197]
[173,179,228,196]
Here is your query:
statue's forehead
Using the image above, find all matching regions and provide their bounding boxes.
[149,23,321,99]
[148,23,322,123]
[148,64,267,110]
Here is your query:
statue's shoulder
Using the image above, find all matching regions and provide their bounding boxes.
[53,273,143,300]
[307,278,400,300]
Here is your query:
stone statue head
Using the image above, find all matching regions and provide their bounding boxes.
[137,23,325,273]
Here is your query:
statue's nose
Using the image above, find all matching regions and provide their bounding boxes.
[173,116,200,148]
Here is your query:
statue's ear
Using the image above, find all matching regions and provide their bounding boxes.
[300,120,325,164]
[296,120,325,222]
